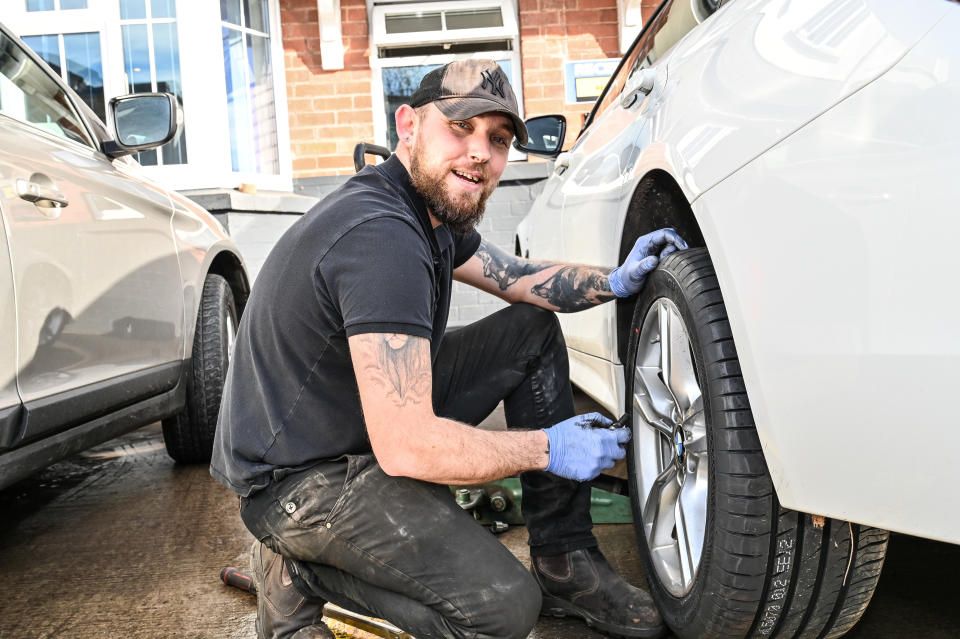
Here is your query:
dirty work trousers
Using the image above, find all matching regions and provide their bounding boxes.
[239,304,597,639]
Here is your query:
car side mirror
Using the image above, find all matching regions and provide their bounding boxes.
[103,93,179,158]
[513,115,566,158]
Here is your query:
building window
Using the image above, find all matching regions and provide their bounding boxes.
[381,59,515,149]
[221,0,280,174]
[7,0,291,190]
[370,0,522,153]
[119,0,187,166]
[22,32,105,121]
[0,31,93,146]
[26,0,87,10]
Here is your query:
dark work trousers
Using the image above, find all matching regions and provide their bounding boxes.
[239,304,596,639]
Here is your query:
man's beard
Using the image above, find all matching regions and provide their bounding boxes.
[409,147,496,234]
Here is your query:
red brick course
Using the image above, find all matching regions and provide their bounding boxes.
[281,0,373,177]
[517,0,622,148]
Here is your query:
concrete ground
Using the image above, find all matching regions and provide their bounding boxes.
[1,394,958,638]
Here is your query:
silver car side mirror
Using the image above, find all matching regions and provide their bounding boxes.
[103,93,179,158]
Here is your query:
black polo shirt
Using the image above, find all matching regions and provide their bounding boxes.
[210,155,481,497]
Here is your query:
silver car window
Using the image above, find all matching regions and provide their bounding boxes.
[0,31,94,147]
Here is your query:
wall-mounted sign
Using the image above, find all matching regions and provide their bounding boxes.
[565,58,619,104]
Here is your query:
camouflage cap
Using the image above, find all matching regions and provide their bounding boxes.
[409,59,528,146]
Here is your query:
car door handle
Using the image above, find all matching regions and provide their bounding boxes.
[17,178,69,209]
[621,68,658,109]
[554,152,571,175]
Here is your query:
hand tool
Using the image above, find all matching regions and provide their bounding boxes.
[220,566,257,594]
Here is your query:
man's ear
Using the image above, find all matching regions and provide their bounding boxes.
[395,104,418,149]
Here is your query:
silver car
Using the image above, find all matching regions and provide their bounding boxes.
[0,23,249,489]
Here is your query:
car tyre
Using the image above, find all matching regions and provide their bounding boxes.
[625,248,888,639]
[162,273,237,464]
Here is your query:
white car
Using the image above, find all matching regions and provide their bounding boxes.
[514,0,959,637]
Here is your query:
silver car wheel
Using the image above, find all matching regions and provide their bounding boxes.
[632,297,708,597]
[226,308,237,364]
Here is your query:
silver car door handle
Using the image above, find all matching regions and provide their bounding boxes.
[17,178,69,208]
[554,152,571,175]
[621,68,658,109]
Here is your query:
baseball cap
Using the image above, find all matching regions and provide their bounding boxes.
[408,59,528,146]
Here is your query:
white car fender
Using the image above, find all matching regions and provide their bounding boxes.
[659,0,950,199]
[692,8,960,543]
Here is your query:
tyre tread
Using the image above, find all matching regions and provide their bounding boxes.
[162,274,237,464]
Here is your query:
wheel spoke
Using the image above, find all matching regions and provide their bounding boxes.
[666,308,702,416]
[643,463,680,550]
[226,316,237,364]
[633,393,674,438]
[633,303,680,430]
[675,489,695,587]
[658,304,676,415]
[633,303,679,428]
[684,397,707,454]
[677,457,708,588]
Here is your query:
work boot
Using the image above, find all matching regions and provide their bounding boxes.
[531,547,666,638]
[251,541,333,639]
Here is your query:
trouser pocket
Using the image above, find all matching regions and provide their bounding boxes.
[274,456,362,529]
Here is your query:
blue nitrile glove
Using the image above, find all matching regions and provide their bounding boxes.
[543,413,632,482]
[608,228,689,297]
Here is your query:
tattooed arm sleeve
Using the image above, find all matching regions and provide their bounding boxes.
[456,239,616,312]
[347,332,550,482]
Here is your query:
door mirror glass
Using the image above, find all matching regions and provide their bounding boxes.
[106,93,178,157]
[514,115,566,158]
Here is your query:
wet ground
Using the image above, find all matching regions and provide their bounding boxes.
[1,398,958,638]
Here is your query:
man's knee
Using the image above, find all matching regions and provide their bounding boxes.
[509,303,562,333]
[503,304,566,357]
[465,568,541,639]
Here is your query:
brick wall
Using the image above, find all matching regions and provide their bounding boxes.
[281,0,374,177]
[518,0,620,146]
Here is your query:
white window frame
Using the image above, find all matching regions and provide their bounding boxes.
[368,0,524,157]
[6,0,293,192]
[371,0,518,48]
[6,0,125,102]
[116,3,185,167]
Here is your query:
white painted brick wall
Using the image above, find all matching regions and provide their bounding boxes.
[448,177,547,327]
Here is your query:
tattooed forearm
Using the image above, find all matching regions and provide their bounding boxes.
[473,239,615,310]
[476,240,551,291]
[531,266,616,311]
[358,334,431,408]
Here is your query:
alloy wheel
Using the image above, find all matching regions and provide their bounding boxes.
[632,297,708,597]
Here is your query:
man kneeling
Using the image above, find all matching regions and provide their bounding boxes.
[211,59,686,639]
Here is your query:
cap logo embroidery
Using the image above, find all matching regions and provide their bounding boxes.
[480,69,505,99]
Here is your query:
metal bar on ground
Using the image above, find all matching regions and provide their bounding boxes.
[323,603,413,639]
